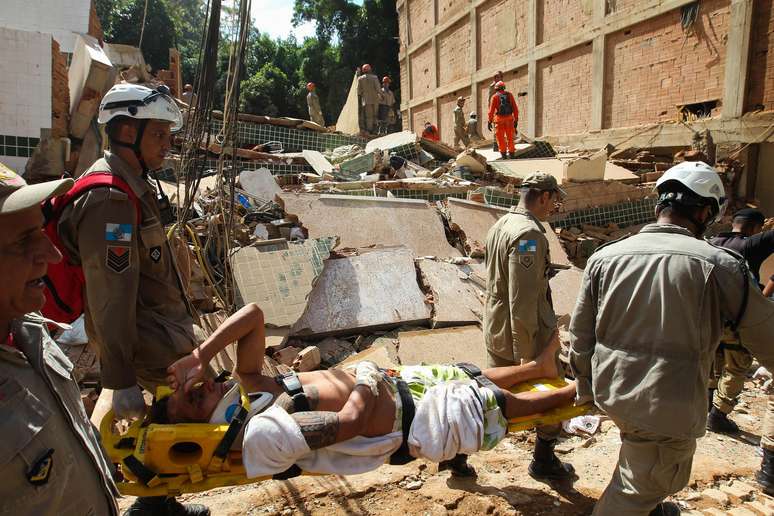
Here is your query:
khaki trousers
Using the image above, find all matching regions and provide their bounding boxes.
[486,347,560,441]
[363,103,378,132]
[453,127,470,148]
[593,419,696,516]
[762,396,774,451]
[712,344,752,413]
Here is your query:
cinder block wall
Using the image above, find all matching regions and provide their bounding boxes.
[397,0,771,149]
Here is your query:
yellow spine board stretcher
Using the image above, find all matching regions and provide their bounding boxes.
[101,379,590,497]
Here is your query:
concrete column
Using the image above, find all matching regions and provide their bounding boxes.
[406,56,414,130]
[722,0,754,119]
[593,0,606,22]
[590,35,605,131]
[527,0,538,138]
[528,60,537,138]
[469,6,478,119]
[432,34,439,89]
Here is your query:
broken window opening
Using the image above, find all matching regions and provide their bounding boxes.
[677,99,718,122]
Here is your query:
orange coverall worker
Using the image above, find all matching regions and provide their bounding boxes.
[488,91,519,154]
[421,124,440,142]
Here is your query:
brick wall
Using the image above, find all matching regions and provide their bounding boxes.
[398,4,409,51]
[438,87,471,144]
[746,0,774,111]
[400,57,410,105]
[437,0,469,25]
[537,0,592,45]
[605,0,642,16]
[477,0,529,71]
[408,0,434,45]
[603,0,730,129]
[51,39,69,138]
[410,42,435,99]
[537,44,592,136]
[87,0,103,41]
[438,18,471,86]
[411,101,436,137]
[477,68,528,140]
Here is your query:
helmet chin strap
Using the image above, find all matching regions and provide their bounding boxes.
[110,119,150,174]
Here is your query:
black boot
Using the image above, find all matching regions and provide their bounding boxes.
[507,152,516,159]
[438,453,477,478]
[123,497,211,516]
[493,142,499,152]
[648,501,681,516]
[500,152,508,160]
[706,407,739,434]
[707,388,715,413]
[757,448,774,495]
[528,437,576,480]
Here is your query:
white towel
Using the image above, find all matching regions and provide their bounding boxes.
[242,405,402,478]
[407,381,486,463]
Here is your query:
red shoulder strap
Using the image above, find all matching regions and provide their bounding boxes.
[54,172,142,224]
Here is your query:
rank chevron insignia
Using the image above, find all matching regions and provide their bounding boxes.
[106,245,131,273]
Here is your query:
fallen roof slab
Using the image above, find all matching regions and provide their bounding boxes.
[447,198,571,266]
[418,259,483,327]
[231,237,338,328]
[550,268,584,320]
[302,150,334,175]
[365,131,418,153]
[398,326,486,368]
[281,193,461,257]
[291,247,431,337]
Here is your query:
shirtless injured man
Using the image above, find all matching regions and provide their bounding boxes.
[158,304,577,478]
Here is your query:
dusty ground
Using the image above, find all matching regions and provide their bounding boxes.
[118,382,774,515]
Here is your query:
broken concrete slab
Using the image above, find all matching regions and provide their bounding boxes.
[291,247,432,337]
[418,259,483,327]
[302,150,334,175]
[239,168,282,202]
[337,150,381,180]
[564,149,606,182]
[365,131,418,154]
[398,326,487,368]
[316,337,357,366]
[454,149,488,175]
[68,34,113,139]
[336,339,400,370]
[550,268,584,321]
[447,198,570,266]
[281,193,461,257]
[231,237,338,327]
[490,155,637,185]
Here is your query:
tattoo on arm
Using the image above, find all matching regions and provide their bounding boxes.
[273,385,319,414]
[292,412,340,450]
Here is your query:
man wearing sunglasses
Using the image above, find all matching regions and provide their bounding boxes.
[56,84,209,516]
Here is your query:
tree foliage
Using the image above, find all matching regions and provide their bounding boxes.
[96,0,400,122]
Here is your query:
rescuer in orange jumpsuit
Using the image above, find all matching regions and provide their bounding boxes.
[487,81,519,159]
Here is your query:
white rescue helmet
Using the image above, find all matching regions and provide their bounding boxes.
[98,83,183,132]
[656,161,727,223]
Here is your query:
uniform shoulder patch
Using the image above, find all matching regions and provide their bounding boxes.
[519,255,534,269]
[105,223,132,242]
[106,245,131,273]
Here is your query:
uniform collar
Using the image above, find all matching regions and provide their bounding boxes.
[103,151,153,197]
[639,223,697,238]
[508,206,545,232]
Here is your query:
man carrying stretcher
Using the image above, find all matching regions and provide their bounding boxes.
[159,303,578,478]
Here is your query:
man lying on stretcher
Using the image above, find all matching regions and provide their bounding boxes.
[158,303,577,478]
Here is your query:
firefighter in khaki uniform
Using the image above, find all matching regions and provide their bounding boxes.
[56,84,210,516]
[569,162,774,516]
[0,167,118,515]
[482,172,576,481]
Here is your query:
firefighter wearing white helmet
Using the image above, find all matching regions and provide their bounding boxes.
[569,161,774,516]
[56,83,209,516]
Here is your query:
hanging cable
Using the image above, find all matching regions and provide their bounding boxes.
[138,0,150,50]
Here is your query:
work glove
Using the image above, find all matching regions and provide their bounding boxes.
[113,385,146,420]
[355,360,382,396]
[487,121,493,132]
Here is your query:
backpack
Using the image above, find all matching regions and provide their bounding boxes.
[496,92,513,116]
[41,172,141,324]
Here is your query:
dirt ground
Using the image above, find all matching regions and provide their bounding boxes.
[118,382,774,516]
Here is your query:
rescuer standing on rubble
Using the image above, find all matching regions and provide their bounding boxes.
[56,84,211,516]
[707,207,774,433]
[306,82,325,127]
[569,162,774,516]
[453,96,470,149]
[0,165,119,515]
[357,63,382,135]
[378,76,397,134]
[488,71,504,151]
[467,112,482,142]
[480,172,576,481]
[488,81,518,160]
